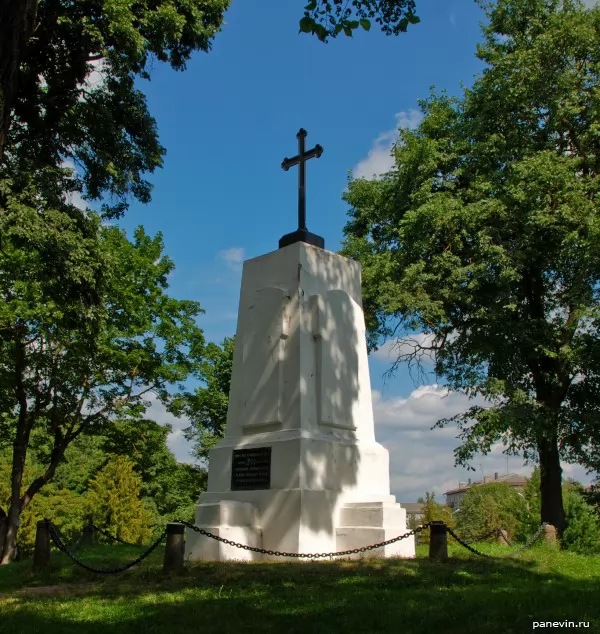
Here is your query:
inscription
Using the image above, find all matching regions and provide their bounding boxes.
[231,447,271,491]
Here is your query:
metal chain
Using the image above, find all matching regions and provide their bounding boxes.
[43,516,550,573]
[462,527,503,545]
[508,523,547,556]
[174,518,429,559]
[64,524,95,554]
[447,527,495,558]
[448,523,547,558]
[87,523,138,547]
[46,520,167,575]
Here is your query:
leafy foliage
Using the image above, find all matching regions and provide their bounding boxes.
[0,220,205,561]
[0,450,87,556]
[341,0,600,532]
[561,485,600,555]
[0,0,229,214]
[177,337,234,462]
[412,492,454,543]
[102,418,207,521]
[300,0,420,42]
[86,456,154,545]
[454,483,529,542]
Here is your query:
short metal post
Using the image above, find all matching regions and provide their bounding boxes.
[497,529,509,546]
[429,521,448,562]
[542,524,557,545]
[163,522,185,575]
[33,519,51,569]
[80,523,94,548]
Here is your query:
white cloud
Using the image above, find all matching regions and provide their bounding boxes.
[143,392,197,464]
[218,247,246,271]
[353,109,423,180]
[372,385,594,502]
[372,333,437,365]
[82,58,107,94]
[138,375,596,504]
[584,0,599,7]
[60,159,87,211]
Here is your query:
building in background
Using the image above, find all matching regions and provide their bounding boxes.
[400,502,425,525]
[444,473,528,511]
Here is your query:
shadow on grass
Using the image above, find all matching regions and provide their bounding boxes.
[1,550,598,634]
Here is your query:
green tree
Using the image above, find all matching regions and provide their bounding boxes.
[177,336,235,462]
[455,483,528,542]
[341,0,600,535]
[562,486,600,555]
[520,467,542,536]
[0,1,421,160]
[0,449,87,556]
[86,455,154,545]
[415,492,454,543]
[101,418,207,520]
[0,223,205,563]
[300,1,419,42]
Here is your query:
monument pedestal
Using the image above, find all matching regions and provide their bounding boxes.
[185,242,414,561]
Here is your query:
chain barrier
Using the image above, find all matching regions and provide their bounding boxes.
[65,524,94,554]
[174,518,428,559]
[463,527,503,545]
[447,527,495,558]
[448,523,547,558]
[87,523,138,547]
[46,520,167,575]
[508,523,548,556]
[42,516,550,574]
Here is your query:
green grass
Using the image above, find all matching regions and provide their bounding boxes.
[0,541,598,633]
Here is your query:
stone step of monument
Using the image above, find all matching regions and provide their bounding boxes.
[338,502,406,528]
[195,501,260,528]
[335,526,414,559]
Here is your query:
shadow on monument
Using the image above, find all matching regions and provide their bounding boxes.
[190,243,403,556]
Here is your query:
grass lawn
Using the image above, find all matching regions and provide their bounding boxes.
[0,541,598,633]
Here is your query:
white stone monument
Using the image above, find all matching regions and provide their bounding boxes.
[185,129,414,561]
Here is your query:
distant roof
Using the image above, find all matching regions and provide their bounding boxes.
[444,473,528,496]
[400,503,425,513]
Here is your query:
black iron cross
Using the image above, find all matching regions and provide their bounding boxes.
[279,128,325,250]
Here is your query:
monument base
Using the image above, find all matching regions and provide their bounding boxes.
[184,431,415,562]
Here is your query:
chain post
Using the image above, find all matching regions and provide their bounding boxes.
[34,520,51,569]
[80,523,94,548]
[428,521,448,562]
[542,524,557,545]
[163,522,185,575]
[497,529,510,547]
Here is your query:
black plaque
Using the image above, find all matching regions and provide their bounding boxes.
[231,447,271,491]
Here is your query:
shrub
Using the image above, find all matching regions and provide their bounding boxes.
[454,482,528,542]
[562,488,600,555]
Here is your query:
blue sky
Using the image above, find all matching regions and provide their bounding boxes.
[108,0,594,500]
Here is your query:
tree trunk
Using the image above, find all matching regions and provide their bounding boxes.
[538,434,566,537]
[0,440,27,564]
[0,0,38,159]
[0,509,7,556]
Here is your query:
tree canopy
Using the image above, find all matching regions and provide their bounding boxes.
[0,0,421,170]
[176,336,235,462]
[341,0,600,534]
[0,222,205,562]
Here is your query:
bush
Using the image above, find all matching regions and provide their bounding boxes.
[454,483,529,542]
[562,488,600,555]
[0,451,87,556]
[413,492,454,544]
[86,455,155,545]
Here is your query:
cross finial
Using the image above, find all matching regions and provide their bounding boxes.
[279,128,325,250]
